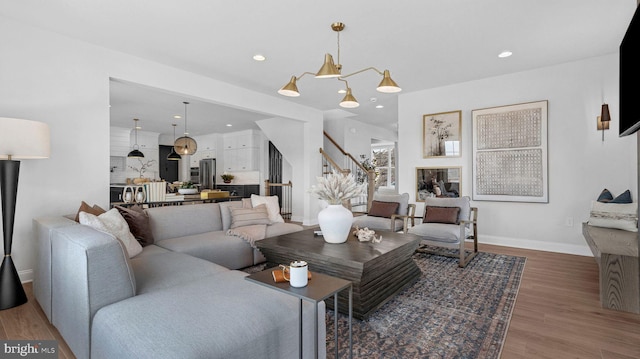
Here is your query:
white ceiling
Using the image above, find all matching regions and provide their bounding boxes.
[1,0,636,136]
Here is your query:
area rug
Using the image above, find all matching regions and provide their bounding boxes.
[324,250,526,359]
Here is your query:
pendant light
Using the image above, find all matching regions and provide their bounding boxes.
[127,118,144,158]
[167,123,182,161]
[174,101,198,156]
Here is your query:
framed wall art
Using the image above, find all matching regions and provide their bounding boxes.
[472,100,548,203]
[416,166,461,202]
[423,110,461,158]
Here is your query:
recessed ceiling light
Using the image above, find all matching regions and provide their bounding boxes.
[338,89,346,94]
[226,124,232,127]
[376,105,384,109]
[135,126,142,130]
[498,50,513,58]
[174,115,181,119]
[253,54,266,61]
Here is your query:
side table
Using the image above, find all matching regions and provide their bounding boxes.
[245,268,353,359]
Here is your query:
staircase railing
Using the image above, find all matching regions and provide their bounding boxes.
[320,131,376,212]
[264,180,293,220]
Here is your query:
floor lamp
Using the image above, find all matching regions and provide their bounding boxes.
[0,117,50,310]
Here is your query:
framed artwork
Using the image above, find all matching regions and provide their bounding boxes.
[472,100,548,203]
[423,110,461,158]
[416,167,461,202]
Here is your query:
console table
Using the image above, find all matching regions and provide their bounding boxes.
[582,222,640,313]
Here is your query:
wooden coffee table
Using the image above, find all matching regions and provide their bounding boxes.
[255,228,422,319]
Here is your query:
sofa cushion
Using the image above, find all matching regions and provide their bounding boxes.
[230,204,270,228]
[408,222,465,244]
[155,231,255,269]
[146,203,223,241]
[79,209,143,258]
[423,206,460,224]
[264,222,305,238]
[251,194,285,223]
[115,205,154,246]
[91,270,325,359]
[368,200,400,218]
[219,201,245,231]
[130,246,229,294]
[353,215,403,232]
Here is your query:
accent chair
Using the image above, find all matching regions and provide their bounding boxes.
[409,196,478,267]
[352,192,416,233]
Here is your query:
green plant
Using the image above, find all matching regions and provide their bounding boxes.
[180,181,194,189]
[221,173,235,181]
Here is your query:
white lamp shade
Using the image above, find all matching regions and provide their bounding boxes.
[0,117,50,160]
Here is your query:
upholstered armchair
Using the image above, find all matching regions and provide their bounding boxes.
[352,192,416,233]
[408,196,478,267]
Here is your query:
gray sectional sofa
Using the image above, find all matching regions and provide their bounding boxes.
[33,201,325,359]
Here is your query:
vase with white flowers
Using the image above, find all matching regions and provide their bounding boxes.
[308,170,367,243]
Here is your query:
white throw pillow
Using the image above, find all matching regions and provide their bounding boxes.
[79,208,144,257]
[588,201,638,232]
[250,194,285,223]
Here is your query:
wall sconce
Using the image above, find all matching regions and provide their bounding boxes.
[598,104,611,141]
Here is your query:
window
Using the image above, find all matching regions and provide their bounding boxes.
[372,144,395,188]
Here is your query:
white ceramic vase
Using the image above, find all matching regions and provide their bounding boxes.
[318,204,353,244]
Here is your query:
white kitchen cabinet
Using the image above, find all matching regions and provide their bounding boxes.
[223,130,260,150]
[223,148,258,171]
[189,150,215,167]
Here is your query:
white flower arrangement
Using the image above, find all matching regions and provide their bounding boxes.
[308,170,367,205]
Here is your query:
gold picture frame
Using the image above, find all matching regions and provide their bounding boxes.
[423,110,462,158]
[416,166,461,202]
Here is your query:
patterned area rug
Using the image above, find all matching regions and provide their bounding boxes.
[325,250,526,359]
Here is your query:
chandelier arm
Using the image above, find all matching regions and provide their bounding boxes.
[337,78,351,89]
[339,67,384,79]
[295,71,317,81]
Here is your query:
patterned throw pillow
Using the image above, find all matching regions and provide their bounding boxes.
[230,204,271,228]
[423,206,460,224]
[250,195,285,223]
[368,200,400,218]
[79,208,144,257]
[588,201,638,232]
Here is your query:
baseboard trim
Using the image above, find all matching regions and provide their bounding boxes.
[19,269,34,283]
[477,235,593,257]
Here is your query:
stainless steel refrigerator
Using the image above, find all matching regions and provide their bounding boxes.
[199,158,216,189]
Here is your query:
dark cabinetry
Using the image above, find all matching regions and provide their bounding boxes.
[216,184,259,198]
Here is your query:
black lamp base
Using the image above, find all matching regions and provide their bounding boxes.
[0,255,27,310]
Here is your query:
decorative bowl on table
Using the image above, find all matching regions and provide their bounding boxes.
[178,188,198,195]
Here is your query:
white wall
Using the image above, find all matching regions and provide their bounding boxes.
[0,15,323,281]
[398,54,636,255]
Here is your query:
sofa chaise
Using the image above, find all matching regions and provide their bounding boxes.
[33,200,326,359]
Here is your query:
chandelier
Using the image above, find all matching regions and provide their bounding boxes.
[278,22,401,108]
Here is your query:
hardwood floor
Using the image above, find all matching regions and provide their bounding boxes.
[2,243,640,358]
